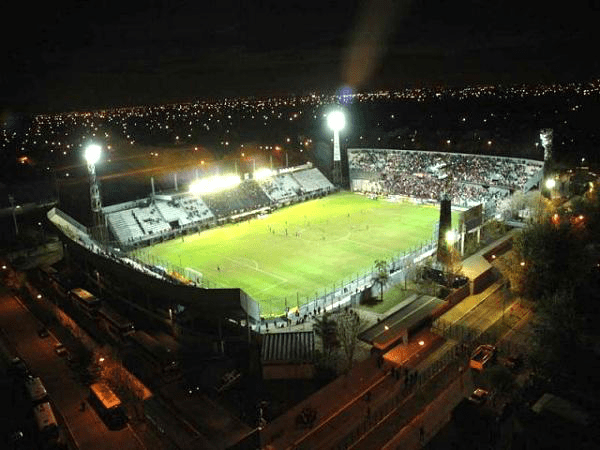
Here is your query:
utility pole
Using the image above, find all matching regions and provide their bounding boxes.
[8,194,18,236]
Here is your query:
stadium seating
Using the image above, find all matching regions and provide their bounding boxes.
[133,206,171,235]
[348,149,543,207]
[104,167,335,246]
[291,168,335,194]
[201,180,271,218]
[177,197,214,223]
[107,210,145,243]
[258,175,301,203]
[155,201,184,224]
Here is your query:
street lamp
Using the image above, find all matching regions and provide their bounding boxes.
[8,194,18,236]
[327,110,345,186]
[84,144,105,243]
[545,178,556,190]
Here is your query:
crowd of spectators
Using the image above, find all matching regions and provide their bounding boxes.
[349,149,541,207]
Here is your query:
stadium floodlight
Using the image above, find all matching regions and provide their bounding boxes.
[83,144,104,243]
[545,178,556,189]
[327,110,345,132]
[84,144,102,165]
[253,168,273,181]
[328,110,346,186]
[189,174,241,195]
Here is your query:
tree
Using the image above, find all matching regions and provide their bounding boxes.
[503,220,592,300]
[373,259,389,302]
[529,288,588,387]
[336,310,364,372]
[313,312,338,356]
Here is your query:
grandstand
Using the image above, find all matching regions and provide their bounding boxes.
[259,174,301,203]
[348,148,544,210]
[103,165,335,248]
[290,168,335,194]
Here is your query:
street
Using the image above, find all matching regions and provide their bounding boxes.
[0,288,144,450]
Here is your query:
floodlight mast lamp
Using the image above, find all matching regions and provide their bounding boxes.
[85,144,104,243]
[328,110,345,187]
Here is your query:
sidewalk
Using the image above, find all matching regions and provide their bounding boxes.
[260,355,388,449]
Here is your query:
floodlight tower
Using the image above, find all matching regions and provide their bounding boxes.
[84,144,105,243]
[327,110,345,187]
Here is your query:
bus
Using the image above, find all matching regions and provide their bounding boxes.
[33,402,60,444]
[129,331,181,383]
[25,376,48,405]
[69,288,101,318]
[89,382,127,429]
[97,305,135,343]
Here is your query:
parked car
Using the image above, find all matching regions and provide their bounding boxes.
[468,388,489,405]
[450,275,469,288]
[469,345,497,371]
[423,267,469,289]
[54,344,68,357]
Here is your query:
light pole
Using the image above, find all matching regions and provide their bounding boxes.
[84,144,105,244]
[8,194,18,236]
[327,110,345,186]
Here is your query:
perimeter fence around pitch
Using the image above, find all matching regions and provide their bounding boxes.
[127,219,441,319]
[127,237,438,318]
[283,238,438,321]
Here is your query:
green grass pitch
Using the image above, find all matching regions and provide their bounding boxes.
[139,192,445,315]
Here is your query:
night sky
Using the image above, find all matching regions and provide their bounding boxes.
[2,0,600,112]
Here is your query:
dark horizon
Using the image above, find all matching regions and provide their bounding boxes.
[2,0,600,113]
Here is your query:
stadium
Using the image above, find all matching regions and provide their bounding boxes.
[48,142,544,335]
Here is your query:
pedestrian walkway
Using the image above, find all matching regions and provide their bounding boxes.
[260,355,388,449]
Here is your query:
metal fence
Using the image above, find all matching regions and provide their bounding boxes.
[330,316,530,449]
[432,319,529,357]
[332,344,470,450]
[129,236,439,319]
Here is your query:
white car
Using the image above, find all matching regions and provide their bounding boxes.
[54,343,68,357]
[468,388,489,405]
